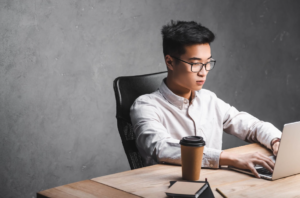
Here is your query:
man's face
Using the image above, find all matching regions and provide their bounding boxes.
[170,43,212,91]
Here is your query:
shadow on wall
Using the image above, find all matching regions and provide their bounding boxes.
[222,132,249,150]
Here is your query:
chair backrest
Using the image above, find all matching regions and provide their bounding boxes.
[113,71,167,169]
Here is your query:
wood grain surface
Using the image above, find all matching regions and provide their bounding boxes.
[37,180,141,198]
[92,143,300,197]
[38,143,300,197]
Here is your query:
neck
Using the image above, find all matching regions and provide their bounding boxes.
[165,76,192,100]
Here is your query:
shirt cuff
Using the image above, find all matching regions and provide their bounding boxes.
[202,147,222,168]
[263,123,282,150]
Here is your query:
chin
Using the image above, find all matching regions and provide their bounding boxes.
[194,85,203,91]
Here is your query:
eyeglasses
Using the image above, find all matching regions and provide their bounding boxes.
[171,56,216,73]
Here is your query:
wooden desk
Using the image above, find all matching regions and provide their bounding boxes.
[37,143,300,198]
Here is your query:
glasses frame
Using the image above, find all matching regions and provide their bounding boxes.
[170,55,216,73]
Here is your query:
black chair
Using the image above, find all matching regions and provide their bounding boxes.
[113,71,167,170]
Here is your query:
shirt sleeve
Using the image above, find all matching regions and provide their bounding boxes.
[215,96,282,150]
[130,95,221,168]
[130,95,181,165]
[202,147,222,168]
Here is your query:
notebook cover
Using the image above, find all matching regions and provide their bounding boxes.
[166,181,207,197]
[167,181,215,198]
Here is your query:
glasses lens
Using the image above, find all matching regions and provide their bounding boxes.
[206,62,211,70]
[191,64,202,72]
[208,61,215,70]
[191,61,216,72]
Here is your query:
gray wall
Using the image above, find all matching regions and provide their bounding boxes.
[0,0,299,197]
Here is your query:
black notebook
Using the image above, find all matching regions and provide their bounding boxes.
[165,180,214,198]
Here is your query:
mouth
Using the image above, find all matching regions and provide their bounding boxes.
[196,80,205,85]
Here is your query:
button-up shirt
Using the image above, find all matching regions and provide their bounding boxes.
[130,79,282,168]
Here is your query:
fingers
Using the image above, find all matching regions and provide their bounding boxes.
[273,143,280,156]
[257,153,275,169]
[232,152,276,179]
[273,148,277,156]
[248,164,260,178]
[254,159,273,173]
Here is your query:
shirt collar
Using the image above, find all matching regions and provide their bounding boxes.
[158,79,198,110]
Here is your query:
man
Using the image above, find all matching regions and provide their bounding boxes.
[130,20,282,178]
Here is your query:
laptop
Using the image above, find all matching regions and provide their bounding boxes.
[228,121,300,180]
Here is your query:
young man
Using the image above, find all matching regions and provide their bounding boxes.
[130,21,282,178]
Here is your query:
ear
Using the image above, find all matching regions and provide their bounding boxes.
[165,55,174,71]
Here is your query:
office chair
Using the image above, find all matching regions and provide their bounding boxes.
[113,71,167,170]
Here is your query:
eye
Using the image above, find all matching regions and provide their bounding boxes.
[192,62,202,65]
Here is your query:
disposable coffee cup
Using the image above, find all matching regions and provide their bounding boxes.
[180,136,206,181]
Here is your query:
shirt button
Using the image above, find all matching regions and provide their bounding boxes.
[184,100,188,104]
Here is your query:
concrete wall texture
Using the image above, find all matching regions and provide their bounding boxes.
[0,0,299,197]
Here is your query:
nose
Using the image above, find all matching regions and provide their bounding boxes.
[197,66,208,76]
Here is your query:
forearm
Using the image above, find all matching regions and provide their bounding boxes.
[219,151,237,166]
[133,126,183,166]
[154,140,182,165]
[137,132,223,168]
[202,147,222,168]
[223,109,282,150]
[246,121,282,150]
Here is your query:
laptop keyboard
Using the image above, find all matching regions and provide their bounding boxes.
[256,168,273,176]
[255,155,275,177]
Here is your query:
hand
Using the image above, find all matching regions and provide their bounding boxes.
[272,142,280,156]
[220,151,275,178]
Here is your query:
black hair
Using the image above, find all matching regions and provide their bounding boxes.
[161,20,215,57]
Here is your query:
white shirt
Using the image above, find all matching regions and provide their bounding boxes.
[130,79,282,168]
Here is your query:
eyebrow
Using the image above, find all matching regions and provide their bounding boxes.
[188,55,212,61]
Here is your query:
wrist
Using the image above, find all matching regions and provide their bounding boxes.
[270,138,281,151]
[219,151,237,166]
